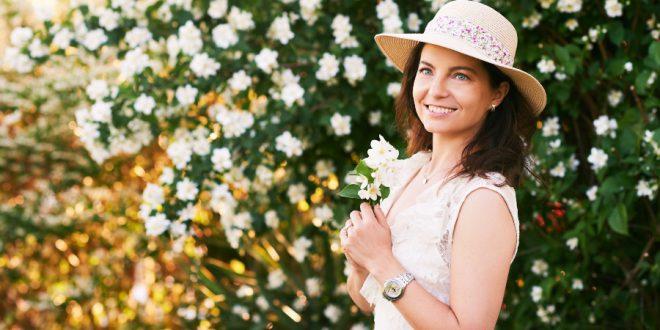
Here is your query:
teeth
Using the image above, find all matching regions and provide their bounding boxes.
[426,105,457,114]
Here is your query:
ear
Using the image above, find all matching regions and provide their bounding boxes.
[491,81,510,107]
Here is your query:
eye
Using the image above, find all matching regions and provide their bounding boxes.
[454,72,470,81]
[418,67,432,75]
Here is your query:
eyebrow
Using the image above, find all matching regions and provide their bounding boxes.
[419,61,479,75]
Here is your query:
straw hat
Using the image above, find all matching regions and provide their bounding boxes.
[374,0,547,116]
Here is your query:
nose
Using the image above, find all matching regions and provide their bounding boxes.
[426,75,450,99]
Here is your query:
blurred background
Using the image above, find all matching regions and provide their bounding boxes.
[0,0,658,328]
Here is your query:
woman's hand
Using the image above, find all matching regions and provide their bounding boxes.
[339,202,393,274]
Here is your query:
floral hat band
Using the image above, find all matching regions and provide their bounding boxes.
[424,15,514,67]
[374,0,547,116]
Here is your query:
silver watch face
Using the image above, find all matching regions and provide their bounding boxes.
[383,279,403,298]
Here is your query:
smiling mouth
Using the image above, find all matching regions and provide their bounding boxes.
[425,104,458,114]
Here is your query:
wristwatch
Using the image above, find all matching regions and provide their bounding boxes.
[382,272,415,302]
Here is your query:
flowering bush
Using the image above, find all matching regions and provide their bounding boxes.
[3,0,659,327]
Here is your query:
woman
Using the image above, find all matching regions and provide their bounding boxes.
[339,1,547,329]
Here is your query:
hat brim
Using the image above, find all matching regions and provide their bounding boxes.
[374,33,547,116]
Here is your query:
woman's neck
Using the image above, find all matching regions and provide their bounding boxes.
[427,133,471,174]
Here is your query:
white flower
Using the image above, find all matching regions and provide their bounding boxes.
[316,53,340,81]
[306,278,321,297]
[358,183,379,201]
[227,6,255,31]
[267,269,286,289]
[331,15,357,48]
[134,94,156,115]
[549,139,561,150]
[267,14,294,44]
[314,205,333,223]
[315,160,335,178]
[604,0,623,17]
[537,58,556,73]
[120,48,150,77]
[190,53,221,78]
[387,82,401,97]
[91,101,113,123]
[99,9,120,30]
[142,183,165,206]
[211,148,232,172]
[369,111,382,126]
[287,183,307,204]
[330,113,351,136]
[28,39,48,58]
[586,185,598,201]
[256,296,269,311]
[549,162,566,178]
[208,0,228,18]
[566,237,578,250]
[557,0,583,13]
[275,131,303,157]
[407,13,421,31]
[264,210,280,229]
[215,107,254,138]
[531,286,542,302]
[554,72,567,81]
[593,115,618,138]
[364,135,399,168]
[255,48,279,73]
[10,27,33,47]
[324,304,342,323]
[176,85,198,106]
[129,283,149,304]
[292,236,313,262]
[86,80,109,101]
[167,139,193,169]
[587,147,608,171]
[522,11,541,29]
[542,117,560,137]
[228,70,251,91]
[607,90,623,107]
[176,178,199,201]
[159,168,175,185]
[531,259,549,276]
[81,29,107,50]
[568,154,580,170]
[178,21,203,56]
[212,24,238,49]
[636,179,657,199]
[376,0,399,19]
[382,15,403,33]
[145,213,171,236]
[281,82,305,107]
[343,55,367,85]
[125,27,152,48]
[300,0,322,25]
[565,18,579,31]
[52,28,74,49]
[624,62,633,72]
[572,278,584,290]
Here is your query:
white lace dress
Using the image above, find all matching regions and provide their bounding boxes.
[358,151,520,329]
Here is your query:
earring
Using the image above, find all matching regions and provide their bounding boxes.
[489,104,496,112]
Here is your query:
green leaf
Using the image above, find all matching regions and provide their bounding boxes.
[607,22,624,45]
[649,41,660,66]
[607,204,629,235]
[355,160,373,179]
[600,174,627,196]
[338,184,361,199]
[380,186,390,200]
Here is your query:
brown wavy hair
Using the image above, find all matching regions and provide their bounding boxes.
[394,42,539,188]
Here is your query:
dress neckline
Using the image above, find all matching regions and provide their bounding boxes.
[384,151,458,224]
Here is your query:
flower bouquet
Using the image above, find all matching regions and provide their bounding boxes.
[339,135,403,204]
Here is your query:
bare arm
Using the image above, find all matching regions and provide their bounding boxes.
[346,268,375,315]
[368,188,516,329]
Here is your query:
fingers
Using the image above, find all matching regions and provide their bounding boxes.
[349,210,363,226]
[373,204,387,226]
[359,202,376,223]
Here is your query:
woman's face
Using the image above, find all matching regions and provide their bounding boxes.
[412,44,509,138]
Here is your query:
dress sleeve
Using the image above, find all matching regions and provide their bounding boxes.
[446,173,520,265]
[359,273,381,307]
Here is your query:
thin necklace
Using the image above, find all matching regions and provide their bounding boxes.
[421,159,453,185]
